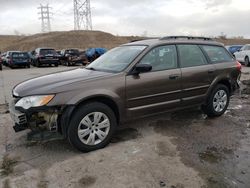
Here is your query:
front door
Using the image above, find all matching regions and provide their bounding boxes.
[126,45,182,118]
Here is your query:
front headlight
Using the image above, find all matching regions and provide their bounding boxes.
[15,95,55,110]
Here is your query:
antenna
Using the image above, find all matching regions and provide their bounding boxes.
[38,4,52,33]
[73,0,92,30]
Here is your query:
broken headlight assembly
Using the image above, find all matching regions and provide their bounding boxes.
[15,95,55,110]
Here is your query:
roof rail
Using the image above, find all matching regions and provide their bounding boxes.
[130,37,159,43]
[160,36,213,41]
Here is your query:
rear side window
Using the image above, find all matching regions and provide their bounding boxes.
[202,45,234,63]
[177,45,208,68]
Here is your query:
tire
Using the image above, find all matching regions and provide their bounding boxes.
[0,64,2,70]
[36,60,40,67]
[54,63,58,67]
[67,102,117,152]
[245,56,250,67]
[27,64,30,68]
[203,84,230,117]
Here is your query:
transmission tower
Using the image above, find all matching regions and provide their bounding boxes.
[38,4,52,33]
[73,0,92,30]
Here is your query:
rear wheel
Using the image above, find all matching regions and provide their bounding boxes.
[203,84,229,117]
[67,102,117,152]
[27,64,30,68]
[0,64,2,70]
[245,56,250,67]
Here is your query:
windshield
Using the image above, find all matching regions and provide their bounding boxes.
[86,45,147,72]
[12,52,29,58]
[40,49,56,55]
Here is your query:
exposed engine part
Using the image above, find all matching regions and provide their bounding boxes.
[30,111,58,132]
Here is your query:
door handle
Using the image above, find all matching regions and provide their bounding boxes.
[208,70,214,74]
[169,75,179,80]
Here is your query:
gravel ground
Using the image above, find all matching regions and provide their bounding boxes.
[0,65,250,188]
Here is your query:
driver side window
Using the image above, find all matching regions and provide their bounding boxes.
[139,45,177,71]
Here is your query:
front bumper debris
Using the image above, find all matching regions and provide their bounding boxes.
[9,100,28,132]
[9,99,60,133]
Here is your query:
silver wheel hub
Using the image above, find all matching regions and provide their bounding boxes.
[78,112,110,146]
[213,90,227,112]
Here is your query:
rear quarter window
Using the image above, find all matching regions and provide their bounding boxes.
[202,45,234,63]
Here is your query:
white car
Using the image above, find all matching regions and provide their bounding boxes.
[234,44,250,66]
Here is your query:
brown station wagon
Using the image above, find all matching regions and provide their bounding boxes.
[10,36,241,152]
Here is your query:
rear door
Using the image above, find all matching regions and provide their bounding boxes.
[201,45,237,85]
[177,44,216,106]
[126,45,182,118]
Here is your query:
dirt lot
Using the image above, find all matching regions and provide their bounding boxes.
[0,66,250,188]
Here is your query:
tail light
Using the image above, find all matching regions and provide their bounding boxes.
[236,61,241,71]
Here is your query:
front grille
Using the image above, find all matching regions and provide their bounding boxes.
[18,114,27,125]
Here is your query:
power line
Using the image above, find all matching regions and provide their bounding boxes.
[38,4,53,33]
[73,0,92,30]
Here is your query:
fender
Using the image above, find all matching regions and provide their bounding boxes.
[205,76,232,104]
[59,90,125,137]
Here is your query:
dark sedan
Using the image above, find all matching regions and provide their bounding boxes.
[8,52,30,68]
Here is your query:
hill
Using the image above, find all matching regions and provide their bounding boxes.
[0,30,140,52]
[0,30,250,52]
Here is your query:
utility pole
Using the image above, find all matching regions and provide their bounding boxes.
[73,0,92,30]
[38,4,52,33]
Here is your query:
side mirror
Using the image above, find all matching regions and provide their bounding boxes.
[133,64,152,74]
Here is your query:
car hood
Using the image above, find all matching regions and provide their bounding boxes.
[13,68,114,97]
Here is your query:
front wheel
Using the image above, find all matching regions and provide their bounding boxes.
[67,102,117,152]
[202,84,229,117]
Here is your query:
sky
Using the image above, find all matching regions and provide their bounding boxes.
[0,0,250,38]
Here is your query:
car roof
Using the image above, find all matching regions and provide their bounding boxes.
[36,48,55,50]
[123,36,224,47]
[7,51,20,53]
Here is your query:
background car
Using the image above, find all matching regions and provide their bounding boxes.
[60,49,84,66]
[56,50,63,64]
[0,54,2,71]
[33,48,59,67]
[227,45,243,55]
[79,50,89,65]
[234,44,250,66]
[4,51,20,66]
[28,51,36,65]
[1,52,7,66]
[85,48,107,63]
[7,52,31,68]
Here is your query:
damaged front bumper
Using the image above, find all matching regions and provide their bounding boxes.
[9,99,60,133]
